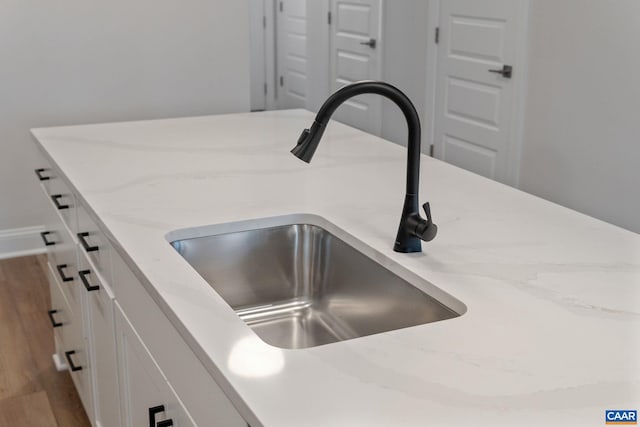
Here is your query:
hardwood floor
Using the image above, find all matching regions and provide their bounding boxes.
[0,255,90,427]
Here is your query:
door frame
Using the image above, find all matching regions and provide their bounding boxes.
[249,0,267,111]
[424,0,531,187]
[248,0,278,110]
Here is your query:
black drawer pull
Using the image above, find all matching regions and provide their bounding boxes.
[157,420,173,427]
[47,309,63,327]
[64,350,82,372]
[79,270,99,291]
[51,194,70,210]
[56,264,74,283]
[40,231,56,246]
[149,405,165,427]
[35,168,51,181]
[77,232,99,252]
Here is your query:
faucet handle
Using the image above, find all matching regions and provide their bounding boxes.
[420,202,438,242]
[423,202,434,223]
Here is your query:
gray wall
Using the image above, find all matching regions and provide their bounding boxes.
[305,0,330,111]
[0,0,250,233]
[520,0,640,232]
[379,1,430,148]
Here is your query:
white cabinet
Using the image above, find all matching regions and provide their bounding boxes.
[36,148,248,427]
[111,254,247,427]
[37,154,94,423]
[38,161,95,421]
[115,303,196,427]
[80,252,121,427]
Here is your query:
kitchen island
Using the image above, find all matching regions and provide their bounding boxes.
[32,109,639,426]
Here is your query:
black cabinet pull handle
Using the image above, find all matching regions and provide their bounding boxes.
[35,168,51,181]
[77,232,99,252]
[157,420,173,427]
[56,264,74,283]
[51,194,70,210]
[40,231,56,246]
[79,270,99,291]
[64,350,82,372]
[149,405,165,427]
[47,309,63,327]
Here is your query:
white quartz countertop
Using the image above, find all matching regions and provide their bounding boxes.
[32,110,640,426]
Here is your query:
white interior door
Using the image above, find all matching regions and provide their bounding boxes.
[276,0,308,109]
[329,0,382,135]
[433,0,524,184]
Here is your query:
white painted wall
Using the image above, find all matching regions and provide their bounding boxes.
[519,0,640,233]
[0,0,250,253]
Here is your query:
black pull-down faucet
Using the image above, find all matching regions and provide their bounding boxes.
[290,80,437,253]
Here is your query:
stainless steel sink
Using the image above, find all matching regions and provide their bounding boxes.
[170,223,461,349]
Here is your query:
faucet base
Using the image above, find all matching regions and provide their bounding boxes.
[394,194,423,253]
[393,237,422,253]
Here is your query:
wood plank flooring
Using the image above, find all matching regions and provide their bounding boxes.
[0,255,90,427]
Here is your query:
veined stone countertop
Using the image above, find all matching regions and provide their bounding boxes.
[32,109,640,426]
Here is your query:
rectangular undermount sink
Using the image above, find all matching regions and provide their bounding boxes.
[170,222,462,349]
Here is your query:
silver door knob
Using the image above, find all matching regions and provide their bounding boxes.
[360,38,376,48]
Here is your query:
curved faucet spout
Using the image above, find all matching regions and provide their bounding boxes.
[291,80,437,253]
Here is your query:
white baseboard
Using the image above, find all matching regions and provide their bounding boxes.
[0,225,46,260]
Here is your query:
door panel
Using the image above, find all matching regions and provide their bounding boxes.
[276,0,308,108]
[435,0,522,184]
[443,134,497,177]
[329,0,382,135]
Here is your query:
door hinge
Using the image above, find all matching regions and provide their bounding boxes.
[429,144,435,157]
[328,11,332,25]
[279,75,284,86]
[435,27,440,44]
[264,82,267,95]
[279,1,283,12]
[263,15,266,28]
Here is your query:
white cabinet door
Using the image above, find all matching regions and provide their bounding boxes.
[115,303,196,427]
[111,253,247,427]
[64,299,95,423]
[81,253,121,427]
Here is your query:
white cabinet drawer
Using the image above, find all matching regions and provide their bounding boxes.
[115,303,195,427]
[33,148,56,196]
[34,150,78,235]
[48,176,77,236]
[112,253,247,427]
[77,201,112,285]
